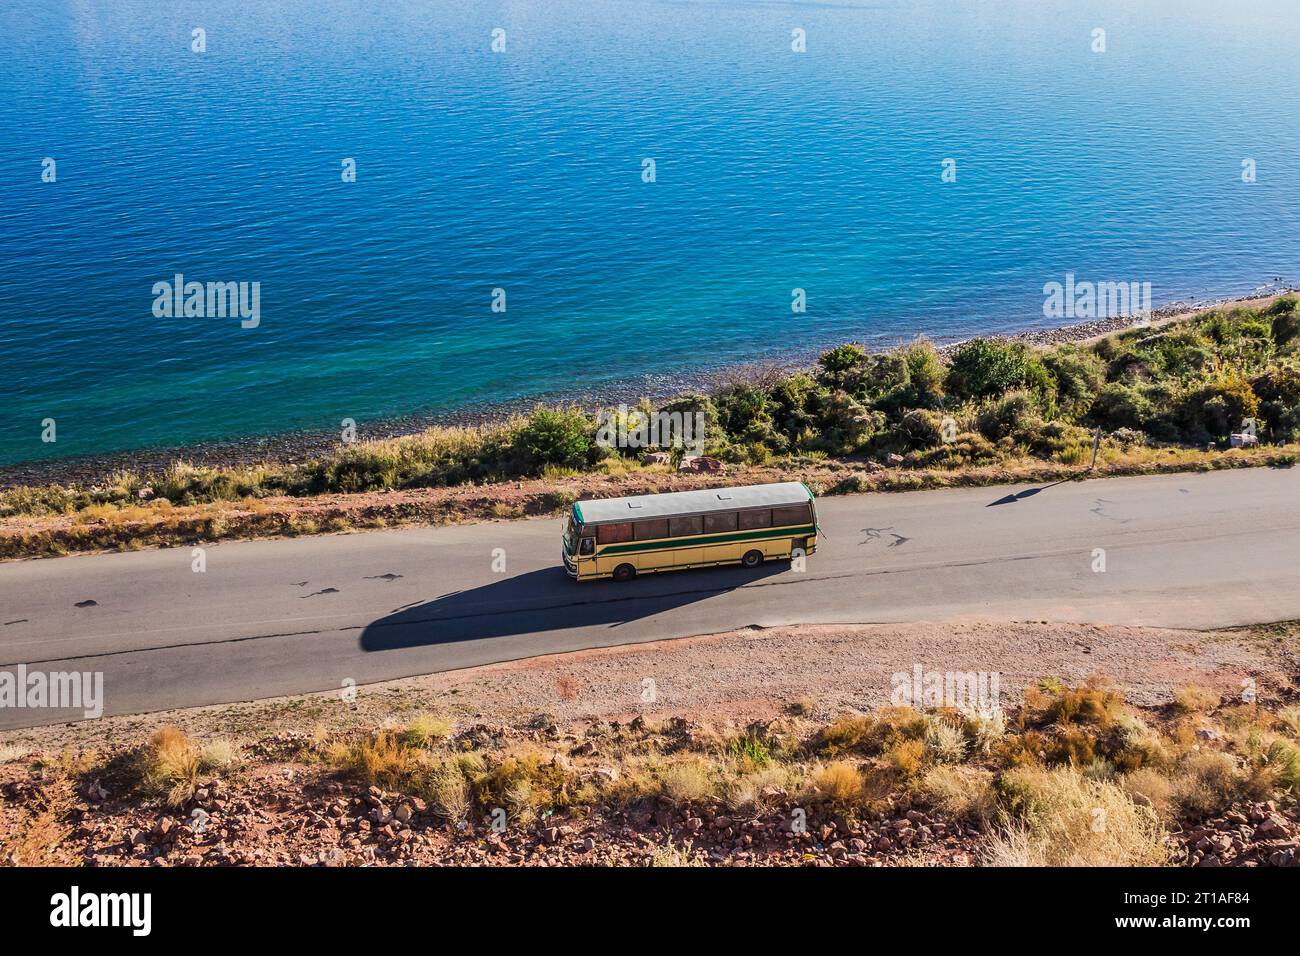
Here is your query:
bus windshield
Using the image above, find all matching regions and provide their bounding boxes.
[563,515,579,551]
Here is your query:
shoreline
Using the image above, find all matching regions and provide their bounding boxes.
[3,290,1291,489]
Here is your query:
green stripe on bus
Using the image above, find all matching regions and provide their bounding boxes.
[598,524,817,556]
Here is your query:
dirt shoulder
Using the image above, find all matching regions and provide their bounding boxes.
[2,620,1297,868]
[5,620,1294,753]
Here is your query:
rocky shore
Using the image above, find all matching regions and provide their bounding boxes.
[6,291,1288,490]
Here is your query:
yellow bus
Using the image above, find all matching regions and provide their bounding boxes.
[562,481,818,582]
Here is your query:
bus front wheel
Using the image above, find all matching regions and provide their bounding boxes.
[741,550,764,569]
[613,563,637,582]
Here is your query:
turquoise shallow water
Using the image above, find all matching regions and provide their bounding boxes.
[2,0,1299,465]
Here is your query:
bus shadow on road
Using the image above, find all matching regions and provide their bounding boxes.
[358,563,786,652]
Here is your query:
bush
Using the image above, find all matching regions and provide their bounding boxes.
[897,338,947,409]
[1254,363,1300,440]
[714,383,783,450]
[1090,382,1154,431]
[1270,303,1300,348]
[1177,374,1261,441]
[198,739,241,772]
[924,716,968,763]
[816,391,883,453]
[887,739,926,777]
[768,373,826,441]
[511,407,597,475]
[1118,767,1176,821]
[724,765,795,811]
[947,339,1054,403]
[976,391,1043,441]
[1043,683,1125,728]
[896,408,947,449]
[1042,345,1106,417]
[816,343,871,393]
[816,714,877,755]
[329,731,418,790]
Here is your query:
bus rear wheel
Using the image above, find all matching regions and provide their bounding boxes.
[613,563,637,582]
[741,550,764,569]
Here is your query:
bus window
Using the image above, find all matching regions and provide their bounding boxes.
[772,504,812,526]
[635,518,669,540]
[738,509,772,530]
[579,537,595,555]
[704,512,738,533]
[669,515,703,537]
[597,522,634,544]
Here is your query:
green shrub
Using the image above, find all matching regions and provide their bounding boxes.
[1090,382,1154,431]
[947,339,1054,403]
[511,407,597,475]
[816,343,871,393]
[1177,373,1261,441]
[976,391,1042,441]
[1043,345,1106,417]
[898,338,947,409]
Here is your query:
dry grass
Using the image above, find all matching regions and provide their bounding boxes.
[401,713,454,749]
[647,839,704,867]
[724,764,796,812]
[2,775,78,866]
[1173,685,1221,714]
[139,727,201,808]
[984,766,1169,866]
[327,731,418,791]
[810,760,865,806]
[198,738,241,772]
[1262,737,1300,792]
[887,739,927,777]
[1169,751,1242,818]
[428,764,472,823]
[6,671,1294,868]
[659,759,714,806]
[920,765,997,825]
[924,716,968,764]
[962,709,1007,754]
[1277,704,1300,738]
[1043,681,1125,728]
[1118,768,1177,823]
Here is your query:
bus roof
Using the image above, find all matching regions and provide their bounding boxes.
[573,481,813,525]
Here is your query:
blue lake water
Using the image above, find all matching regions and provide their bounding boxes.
[3,0,1299,466]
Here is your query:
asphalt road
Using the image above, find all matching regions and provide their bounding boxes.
[1,467,1297,728]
